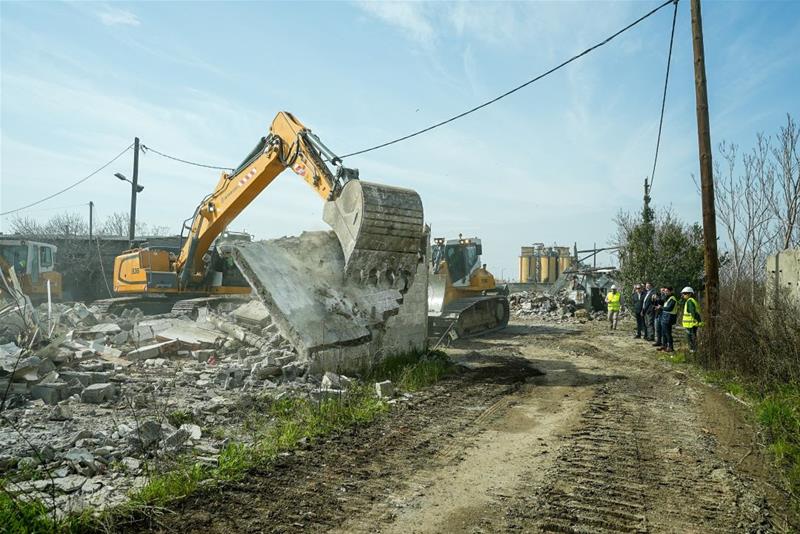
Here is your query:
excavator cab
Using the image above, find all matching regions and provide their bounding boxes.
[428,235,509,340]
[0,239,63,301]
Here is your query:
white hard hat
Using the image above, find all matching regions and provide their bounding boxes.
[681,286,694,294]
[610,284,617,290]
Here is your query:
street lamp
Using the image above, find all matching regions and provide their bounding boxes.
[114,170,143,245]
[115,173,144,193]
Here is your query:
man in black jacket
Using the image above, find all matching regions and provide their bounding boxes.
[641,282,656,341]
[631,284,645,338]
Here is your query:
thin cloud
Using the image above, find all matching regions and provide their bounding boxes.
[96,7,140,27]
[355,1,434,47]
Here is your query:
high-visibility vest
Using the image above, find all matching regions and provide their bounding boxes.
[664,295,679,315]
[682,297,701,328]
[607,292,621,311]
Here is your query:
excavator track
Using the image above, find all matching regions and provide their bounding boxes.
[428,295,510,342]
[92,295,249,317]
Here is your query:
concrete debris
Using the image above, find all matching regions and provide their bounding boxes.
[509,289,621,323]
[375,380,394,399]
[80,383,115,404]
[0,278,420,516]
[125,340,179,361]
[232,300,271,328]
[223,231,414,359]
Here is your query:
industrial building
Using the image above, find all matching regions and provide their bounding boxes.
[518,244,575,284]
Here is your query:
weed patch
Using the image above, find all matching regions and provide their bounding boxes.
[366,350,452,391]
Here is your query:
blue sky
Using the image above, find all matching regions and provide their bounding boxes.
[1,1,798,280]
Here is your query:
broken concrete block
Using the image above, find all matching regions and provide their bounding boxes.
[163,428,190,450]
[80,323,122,336]
[121,457,141,472]
[281,362,304,381]
[30,382,69,405]
[232,300,271,328]
[64,448,94,465]
[251,361,281,380]
[275,354,296,367]
[111,331,129,345]
[321,371,341,390]
[125,340,178,361]
[192,349,215,363]
[179,423,202,441]
[80,383,115,404]
[53,475,86,493]
[157,322,223,349]
[375,380,394,399]
[49,404,73,421]
[129,420,162,449]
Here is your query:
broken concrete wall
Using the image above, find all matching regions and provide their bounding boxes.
[226,230,428,374]
[312,231,429,373]
[767,247,800,307]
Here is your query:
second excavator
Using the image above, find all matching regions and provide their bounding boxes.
[428,235,510,341]
[101,112,424,314]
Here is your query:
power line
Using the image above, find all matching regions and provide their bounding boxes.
[338,0,678,160]
[648,0,679,191]
[140,144,234,172]
[0,202,90,218]
[0,144,133,217]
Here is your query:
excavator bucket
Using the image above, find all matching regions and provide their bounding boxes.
[323,180,424,287]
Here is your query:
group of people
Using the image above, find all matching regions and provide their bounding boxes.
[605,283,703,353]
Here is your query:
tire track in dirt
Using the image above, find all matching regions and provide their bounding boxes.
[504,372,772,533]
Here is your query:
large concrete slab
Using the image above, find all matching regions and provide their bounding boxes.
[225,231,426,363]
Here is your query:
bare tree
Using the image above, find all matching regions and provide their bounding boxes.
[742,134,776,301]
[770,114,800,250]
[714,142,746,292]
[98,212,148,237]
[10,213,87,239]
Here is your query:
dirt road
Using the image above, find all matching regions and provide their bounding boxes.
[141,319,795,533]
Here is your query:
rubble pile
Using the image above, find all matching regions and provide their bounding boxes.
[0,298,366,516]
[509,290,616,323]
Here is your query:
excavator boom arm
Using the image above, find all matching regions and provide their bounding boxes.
[175,112,351,285]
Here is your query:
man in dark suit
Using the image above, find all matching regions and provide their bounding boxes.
[641,282,656,341]
[631,284,645,338]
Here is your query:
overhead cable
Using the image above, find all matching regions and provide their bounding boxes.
[140,144,234,172]
[0,201,90,218]
[338,0,678,160]
[648,0,679,191]
[0,144,133,217]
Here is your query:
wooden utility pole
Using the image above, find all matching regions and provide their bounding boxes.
[690,0,720,363]
[128,137,140,247]
[88,201,94,241]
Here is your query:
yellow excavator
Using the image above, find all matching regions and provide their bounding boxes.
[0,239,63,302]
[99,112,423,314]
[428,235,509,340]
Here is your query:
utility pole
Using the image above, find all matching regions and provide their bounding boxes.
[691,0,720,364]
[88,201,94,241]
[128,137,140,247]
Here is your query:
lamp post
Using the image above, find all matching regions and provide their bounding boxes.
[114,170,143,247]
[113,137,141,247]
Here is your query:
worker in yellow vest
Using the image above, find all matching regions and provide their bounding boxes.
[681,287,702,353]
[605,285,622,331]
